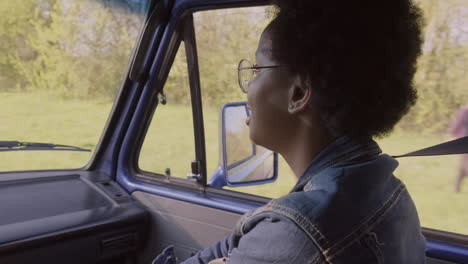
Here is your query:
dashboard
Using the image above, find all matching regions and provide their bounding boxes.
[0,172,149,264]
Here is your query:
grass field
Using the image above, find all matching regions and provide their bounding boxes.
[1,91,467,235]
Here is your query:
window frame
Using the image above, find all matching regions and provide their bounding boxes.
[134,14,209,188]
[126,3,274,204]
[88,0,164,174]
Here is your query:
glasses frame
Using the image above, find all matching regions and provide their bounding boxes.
[237,59,280,93]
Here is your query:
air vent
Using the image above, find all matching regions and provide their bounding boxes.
[100,232,136,258]
[98,181,129,200]
[101,233,136,249]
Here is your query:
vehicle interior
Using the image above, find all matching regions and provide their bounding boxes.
[0,0,467,263]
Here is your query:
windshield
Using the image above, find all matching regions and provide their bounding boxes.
[0,0,149,172]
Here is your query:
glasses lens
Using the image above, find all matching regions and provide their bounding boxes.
[238,59,253,93]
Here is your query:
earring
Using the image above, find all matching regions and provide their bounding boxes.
[289,104,294,109]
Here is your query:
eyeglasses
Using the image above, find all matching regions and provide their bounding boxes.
[237,59,280,93]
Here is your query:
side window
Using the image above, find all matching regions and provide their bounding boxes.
[193,7,296,198]
[375,0,468,235]
[138,42,196,178]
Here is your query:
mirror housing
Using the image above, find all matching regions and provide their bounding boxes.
[209,102,278,188]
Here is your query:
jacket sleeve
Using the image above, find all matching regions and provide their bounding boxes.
[226,214,321,264]
[182,212,321,264]
[181,234,235,264]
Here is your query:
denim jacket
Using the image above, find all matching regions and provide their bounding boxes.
[183,137,426,264]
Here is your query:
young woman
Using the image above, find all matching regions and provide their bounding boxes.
[184,0,426,263]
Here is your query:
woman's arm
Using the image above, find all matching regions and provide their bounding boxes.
[182,234,235,264]
[182,213,319,264]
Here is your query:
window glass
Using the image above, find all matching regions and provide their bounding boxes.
[138,42,196,178]
[0,0,149,171]
[375,0,468,235]
[193,7,296,198]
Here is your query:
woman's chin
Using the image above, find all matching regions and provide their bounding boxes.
[249,125,276,150]
[249,132,257,146]
[249,129,262,146]
[249,131,268,150]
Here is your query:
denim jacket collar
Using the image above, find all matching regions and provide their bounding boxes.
[291,136,382,193]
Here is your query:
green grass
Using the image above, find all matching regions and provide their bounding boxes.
[1,91,467,235]
[0,91,111,170]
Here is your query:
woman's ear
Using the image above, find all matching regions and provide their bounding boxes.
[288,76,312,114]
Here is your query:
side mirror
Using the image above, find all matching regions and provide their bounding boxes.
[209,102,278,188]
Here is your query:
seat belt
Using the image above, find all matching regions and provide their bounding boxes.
[392,136,468,158]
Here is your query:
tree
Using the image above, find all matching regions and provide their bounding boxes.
[193,7,272,108]
[0,0,38,91]
[399,0,468,133]
[4,0,145,99]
